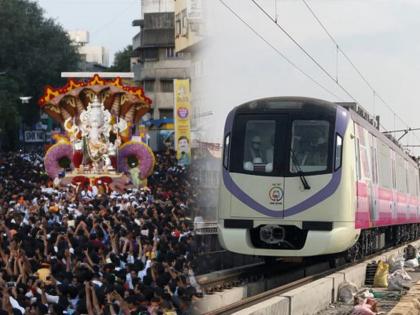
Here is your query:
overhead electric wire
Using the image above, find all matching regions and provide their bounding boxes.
[251,0,359,104]
[301,0,420,144]
[220,0,419,148]
[217,0,343,100]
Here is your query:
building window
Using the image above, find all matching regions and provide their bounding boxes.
[160,80,174,93]
[142,48,159,60]
[143,80,155,92]
[159,109,173,119]
[166,47,175,58]
[181,9,188,36]
[175,13,181,37]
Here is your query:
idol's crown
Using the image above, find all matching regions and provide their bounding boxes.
[90,95,102,109]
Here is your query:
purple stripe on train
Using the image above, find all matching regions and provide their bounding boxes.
[222,105,349,218]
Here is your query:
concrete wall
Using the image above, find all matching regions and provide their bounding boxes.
[141,0,174,17]
[79,45,109,67]
[174,0,203,53]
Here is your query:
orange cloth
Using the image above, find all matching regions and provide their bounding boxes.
[49,205,59,213]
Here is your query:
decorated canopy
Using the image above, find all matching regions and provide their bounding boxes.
[37,74,155,192]
[38,74,152,126]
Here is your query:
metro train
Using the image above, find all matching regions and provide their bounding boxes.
[217,97,420,258]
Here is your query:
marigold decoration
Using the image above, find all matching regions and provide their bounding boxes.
[118,141,155,179]
[44,143,73,179]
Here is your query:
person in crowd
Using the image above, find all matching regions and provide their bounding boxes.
[0,149,203,315]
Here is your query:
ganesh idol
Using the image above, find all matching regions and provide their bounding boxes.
[64,95,127,173]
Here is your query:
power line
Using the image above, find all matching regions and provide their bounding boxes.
[90,2,136,37]
[251,0,359,104]
[301,0,419,141]
[217,0,343,100]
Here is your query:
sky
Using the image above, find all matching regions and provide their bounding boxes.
[36,0,140,65]
[200,0,420,155]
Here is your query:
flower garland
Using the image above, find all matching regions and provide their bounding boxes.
[44,143,73,179]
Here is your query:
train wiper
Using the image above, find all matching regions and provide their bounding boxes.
[290,149,311,190]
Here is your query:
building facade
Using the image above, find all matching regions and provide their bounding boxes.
[174,0,205,137]
[68,30,109,70]
[132,1,191,151]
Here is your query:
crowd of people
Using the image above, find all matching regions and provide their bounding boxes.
[0,149,203,315]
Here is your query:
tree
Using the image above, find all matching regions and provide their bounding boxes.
[109,45,133,72]
[0,76,21,150]
[0,0,80,149]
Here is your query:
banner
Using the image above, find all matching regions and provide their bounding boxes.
[174,79,191,166]
[24,130,45,143]
[187,0,202,20]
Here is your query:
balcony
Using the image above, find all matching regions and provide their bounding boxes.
[132,32,141,51]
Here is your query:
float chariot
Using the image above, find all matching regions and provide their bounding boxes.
[38,74,155,192]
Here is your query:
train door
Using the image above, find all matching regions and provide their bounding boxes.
[369,134,379,223]
[391,150,398,221]
[228,114,287,218]
[355,124,373,228]
[355,125,364,228]
[417,169,420,220]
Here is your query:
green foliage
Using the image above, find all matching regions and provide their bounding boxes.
[108,45,133,72]
[0,0,80,149]
[0,76,21,150]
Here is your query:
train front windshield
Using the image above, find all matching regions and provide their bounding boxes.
[228,109,335,177]
[290,120,330,173]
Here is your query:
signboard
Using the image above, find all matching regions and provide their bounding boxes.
[187,0,202,20]
[174,79,191,166]
[24,130,45,143]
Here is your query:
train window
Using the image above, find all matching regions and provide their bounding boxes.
[378,143,392,189]
[223,134,230,169]
[395,155,406,192]
[242,120,275,173]
[360,148,370,179]
[408,165,417,195]
[290,120,330,173]
[335,134,343,170]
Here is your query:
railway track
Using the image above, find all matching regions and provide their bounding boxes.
[197,259,307,294]
[198,240,420,315]
[197,261,267,292]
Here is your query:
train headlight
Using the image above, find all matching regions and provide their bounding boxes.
[260,228,272,242]
[272,226,285,241]
[260,225,286,244]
